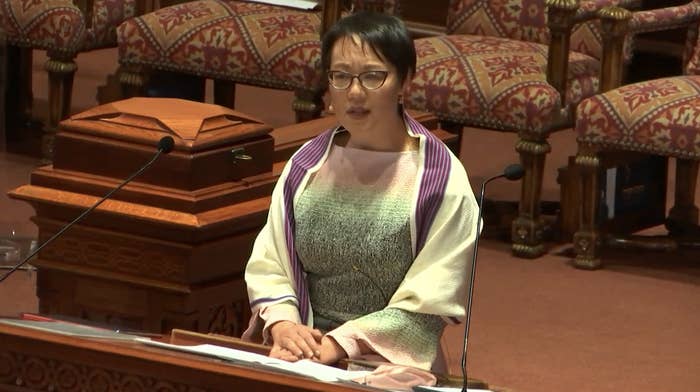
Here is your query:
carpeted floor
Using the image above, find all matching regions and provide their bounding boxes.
[1,48,699,392]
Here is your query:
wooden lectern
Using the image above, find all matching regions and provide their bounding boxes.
[8,98,457,337]
[0,319,498,391]
[0,321,375,392]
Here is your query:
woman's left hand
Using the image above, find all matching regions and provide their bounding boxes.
[317,335,347,365]
[270,346,304,362]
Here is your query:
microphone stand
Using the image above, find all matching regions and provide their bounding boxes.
[0,136,175,283]
[461,164,523,392]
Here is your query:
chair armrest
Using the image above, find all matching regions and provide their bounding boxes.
[320,1,400,37]
[546,0,580,102]
[574,0,640,22]
[597,2,700,92]
[627,2,700,34]
[545,0,641,102]
[321,0,344,37]
[597,6,632,92]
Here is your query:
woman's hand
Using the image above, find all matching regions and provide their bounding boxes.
[317,335,347,365]
[269,321,323,361]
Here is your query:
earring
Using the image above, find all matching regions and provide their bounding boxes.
[327,103,335,113]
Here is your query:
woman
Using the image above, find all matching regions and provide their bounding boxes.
[242,11,479,371]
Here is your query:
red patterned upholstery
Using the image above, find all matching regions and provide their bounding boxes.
[406,34,600,133]
[405,0,639,133]
[0,1,85,54]
[576,75,700,159]
[446,0,623,60]
[118,1,325,92]
[0,0,137,54]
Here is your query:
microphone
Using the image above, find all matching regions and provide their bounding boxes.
[461,163,523,392]
[0,136,176,283]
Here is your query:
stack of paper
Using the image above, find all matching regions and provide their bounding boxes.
[137,338,370,382]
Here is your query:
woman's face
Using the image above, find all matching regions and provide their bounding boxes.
[328,35,405,140]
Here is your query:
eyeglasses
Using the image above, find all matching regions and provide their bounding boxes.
[327,70,389,90]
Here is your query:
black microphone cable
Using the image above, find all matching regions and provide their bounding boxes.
[0,136,175,283]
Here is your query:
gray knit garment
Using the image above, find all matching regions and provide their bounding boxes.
[295,144,445,368]
[295,145,417,324]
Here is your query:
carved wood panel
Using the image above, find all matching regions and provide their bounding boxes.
[36,220,188,283]
[0,351,210,392]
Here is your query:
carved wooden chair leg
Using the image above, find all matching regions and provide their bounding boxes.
[5,46,34,131]
[441,121,463,134]
[573,145,603,269]
[214,79,236,109]
[44,53,78,161]
[667,158,700,237]
[442,121,464,155]
[511,136,550,258]
[119,65,149,99]
[293,89,325,123]
[17,47,33,125]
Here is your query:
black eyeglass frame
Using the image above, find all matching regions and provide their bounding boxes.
[327,70,389,90]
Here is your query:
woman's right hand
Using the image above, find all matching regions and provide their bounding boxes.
[269,320,323,361]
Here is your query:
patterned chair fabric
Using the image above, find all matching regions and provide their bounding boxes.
[118,0,325,92]
[117,0,396,97]
[405,0,636,134]
[446,0,616,60]
[576,4,700,156]
[0,0,137,55]
[576,75,700,159]
[0,1,85,55]
[407,35,600,133]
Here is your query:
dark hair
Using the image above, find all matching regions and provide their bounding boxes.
[321,11,416,85]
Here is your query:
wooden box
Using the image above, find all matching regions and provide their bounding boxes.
[9,98,277,335]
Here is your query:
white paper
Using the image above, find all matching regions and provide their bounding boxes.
[0,319,140,341]
[137,338,370,382]
[247,0,319,10]
[412,387,493,392]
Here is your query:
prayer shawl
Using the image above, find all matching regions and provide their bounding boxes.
[243,112,479,368]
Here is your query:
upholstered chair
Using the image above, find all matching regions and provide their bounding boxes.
[116,0,398,123]
[0,0,148,159]
[403,0,638,258]
[573,2,700,269]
